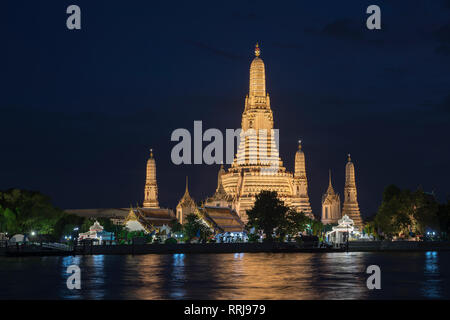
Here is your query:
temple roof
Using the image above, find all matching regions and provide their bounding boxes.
[125,206,175,232]
[322,170,340,204]
[198,206,244,233]
[177,176,196,208]
[65,208,131,218]
[125,206,139,222]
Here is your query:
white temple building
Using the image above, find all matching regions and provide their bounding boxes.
[325,215,361,245]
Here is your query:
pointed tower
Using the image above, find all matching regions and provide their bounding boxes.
[176,177,196,224]
[232,43,284,168]
[143,149,159,208]
[292,140,313,218]
[321,170,341,224]
[342,154,363,228]
[221,43,294,221]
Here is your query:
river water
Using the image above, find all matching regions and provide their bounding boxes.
[0,251,448,299]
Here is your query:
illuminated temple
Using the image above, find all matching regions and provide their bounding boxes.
[66,44,364,234]
[220,43,313,222]
[173,44,363,228]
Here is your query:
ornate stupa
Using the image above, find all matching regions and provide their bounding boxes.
[221,44,313,221]
[321,170,341,224]
[143,149,159,208]
[291,140,313,218]
[342,154,363,228]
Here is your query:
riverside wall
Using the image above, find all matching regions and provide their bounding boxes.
[2,241,450,257]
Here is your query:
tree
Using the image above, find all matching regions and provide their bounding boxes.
[374,185,414,238]
[246,191,290,242]
[183,213,211,243]
[53,213,85,240]
[436,200,450,239]
[374,185,440,238]
[309,219,324,236]
[1,207,17,233]
[170,218,183,233]
[278,209,309,241]
[96,217,121,234]
[363,221,378,238]
[0,189,67,238]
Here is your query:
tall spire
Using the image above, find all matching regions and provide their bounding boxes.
[234,42,279,168]
[249,43,266,98]
[143,148,159,208]
[292,141,313,218]
[345,154,356,188]
[295,140,306,178]
[342,154,362,229]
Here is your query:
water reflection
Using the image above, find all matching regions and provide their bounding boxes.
[122,254,166,299]
[60,255,106,299]
[88,255,105,299]
[313,253,369,300]
[169,254,186,299]
[60,256,81,299]
[1,252,449,299]
[422,251,441,299]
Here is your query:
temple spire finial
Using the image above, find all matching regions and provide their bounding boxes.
[150,148,154,158]
[325,169,335,195]
[348,153,351,162]
[298,139,302,150]
[254,42,260,57]
[185,176,189,193]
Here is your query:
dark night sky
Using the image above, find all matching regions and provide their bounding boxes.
[1,0,449,219]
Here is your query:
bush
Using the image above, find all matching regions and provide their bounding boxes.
[248,233,259,243]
